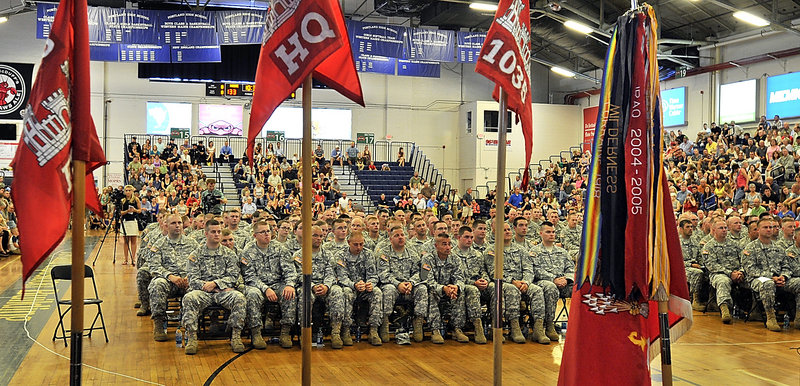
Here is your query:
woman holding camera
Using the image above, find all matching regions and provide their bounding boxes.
[120,185,141,265]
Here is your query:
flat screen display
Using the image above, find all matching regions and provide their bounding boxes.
[719,79,757,123]
[261,107,351,140]
[661,87,687,127]
[146,102,192,135]
[198,104,243,136]
[766,72,800,119]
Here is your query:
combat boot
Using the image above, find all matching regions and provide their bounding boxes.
[184,330,198,355]
[341,325,353,346]
[231,329,245,353]
[251,329,267,350]
[453,328,469,343]
[509,319,526,344]
[136,306,150,317]
[279,324,293,348]
[331,323,343,349]
[412,316,425,342]
[379,316,390,343]
[691,296,706,312]
[530,319,550,345]
[473,319,487,344]
[720,303,732,324]
[431,329,444,344]
[765,309,782,332]
[152,318,167,342]
[545,321,559,342]
[368,326,382,346]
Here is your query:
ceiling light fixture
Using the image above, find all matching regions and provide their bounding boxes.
[563,20,594,34]
[469,2,498,12]
[551,66,576,77]
[733,11,769,27]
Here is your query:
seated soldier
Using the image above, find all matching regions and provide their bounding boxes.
[485,222,547,344]
[678,218,707,311]
[147,214,199,341]
[452,226,487,344]
[136,217,168,316]
[377,226,430,343]
[334,232,383,346]
[423,233,468,344]
[530,221,573,343]
[293,226,346,348]
[561,213,582,261]
[784,228,800,329]
[181,219,247,355]
[741,217,794,331]
[703,217,744,324]
[241,221,297,349]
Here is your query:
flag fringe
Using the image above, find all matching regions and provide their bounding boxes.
[648,294,693,360]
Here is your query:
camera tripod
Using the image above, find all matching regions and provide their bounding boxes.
[92,207,134,265]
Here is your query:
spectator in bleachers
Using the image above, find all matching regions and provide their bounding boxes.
[381,163,391,171]
[314,144,325,165]
[346,142,359,166]
[331,146,343,166]
[362,145,372,165]
[219,141,233,163]
[206,141,216,165]
[397,147,406,167]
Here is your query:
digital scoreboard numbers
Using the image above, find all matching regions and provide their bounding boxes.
[205,82,296,99]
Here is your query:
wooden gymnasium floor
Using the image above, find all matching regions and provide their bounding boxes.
[0,232,798,385]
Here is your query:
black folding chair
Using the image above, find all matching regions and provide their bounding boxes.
[51,265,109,346]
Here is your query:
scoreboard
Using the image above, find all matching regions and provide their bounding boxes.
[206,82,296,99]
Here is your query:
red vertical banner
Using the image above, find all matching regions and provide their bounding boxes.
[583,106,598,152]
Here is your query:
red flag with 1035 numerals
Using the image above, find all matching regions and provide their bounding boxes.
[474,0,534,187]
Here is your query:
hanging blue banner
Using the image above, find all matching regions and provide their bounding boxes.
[36,4,58,39]
[354,54,395,75]
[404,28,454,62]
[120,44,171,62]
[347,20,407,59]
[397,60,440,78]
[97,8,159,44]
[89,42,119,61]
[158,11,219,45]
[215,10,267,45]
[456,31,486,63]
[171,45,222,63]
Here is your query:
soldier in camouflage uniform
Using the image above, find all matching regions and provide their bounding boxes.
[452,226,487,344]
[224,209,250,250]
[530,221,573,344]
[561,213,582,261]
[527,208,543,241]
[471,220,489,255]
[376,226,430,343]
[147,214,199,341]
[181,219,247,355]
[485,222,543,344]
[702,218,742,323]
[417,221,449,256]
[422,233,467,344]
[784,228,800,329]
[274,220,293,246]
[775,217,795,249]
[333,232,383,346]
[546,210,565,245]
[725,215,745,245]
[741,218,794,331]
[189,214,214,243]
[408,218,431,252]
[363,215,382,252]
[678,219,706,311]
[284,221,304,255]
[322,218,350,256]
[739,221,759,249]
[241,221,297,349]
[293,226,347,349]
[511,217,536,253]
[135,217,167,316]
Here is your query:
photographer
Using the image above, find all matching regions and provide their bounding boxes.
[120,185,142,265]
[201,178,227,215]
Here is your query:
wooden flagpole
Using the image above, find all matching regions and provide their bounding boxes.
[492,89,508,386]
[70,159,86,385]
[658,297,673,386]
[300,75,313,386]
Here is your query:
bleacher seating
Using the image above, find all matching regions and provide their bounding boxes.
[352,162,416,205]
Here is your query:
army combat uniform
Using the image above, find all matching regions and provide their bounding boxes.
[334,248,383,332]
[530,244,574,324]
[741,239,793,330]
[241,241,298,331]
[703,236,743,309]
[561,226,582,261]
[147,234,199,323]
[293,249,345,327]
[453,245,490,324]
[484,243,544,322]
[421,251,466,332]
[376,246,429,321]
[681,235,706,299]
[784,245,800,327]
[136,231,165,314]
[182,244,247,333]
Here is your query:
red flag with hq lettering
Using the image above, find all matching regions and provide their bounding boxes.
[247,0,364,163]
[474,0,533,187]
[11,0,107,285]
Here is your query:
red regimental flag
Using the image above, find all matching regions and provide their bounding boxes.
[10,0,107,284]
[474,0,533,187]
[247,0,364,162]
